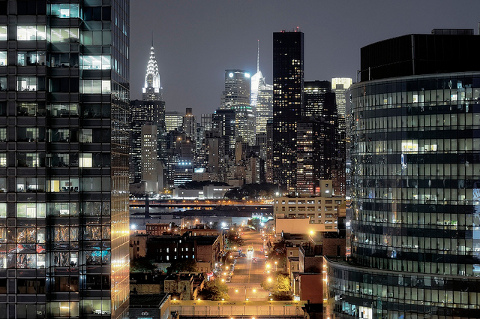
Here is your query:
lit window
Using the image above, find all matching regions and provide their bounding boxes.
[0,203,5,218]
[0,51,6,66]
[17,51,46,66]
[81,80,111,94]
[17,26,47,41]
[79,153,92,168]
[17,77,38,91]
[17,203,46,218]
[0,26,6,40]
[50,28,79,43]
[48,4,80,18]
[401,140,419,153]
[0,153,6,167]
[80,55,111,70]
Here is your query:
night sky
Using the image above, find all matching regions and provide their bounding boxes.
[130,0,480,116]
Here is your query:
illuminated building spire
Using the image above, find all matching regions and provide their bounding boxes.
[142,44,163,101]
[257,39,260,73]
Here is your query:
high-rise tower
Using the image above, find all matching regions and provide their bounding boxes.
[130,45,165,185]
[0,1,130,318]
[142,44,162,101]
[220,69,251,110]
[331,77,352,197]
[251,41,273,135]
[297,81,337,195]
[326,29,480,318]
[273,30,304,193]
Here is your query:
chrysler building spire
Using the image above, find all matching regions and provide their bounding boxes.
[142,45,162,101]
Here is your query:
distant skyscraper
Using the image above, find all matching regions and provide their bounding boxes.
[231,104,255,145]
[142,45,162,101]
[255,84,273,134]
[220,69,251,110]
[251,41,273,135]
[165,111,183,132]
[331,77,352,196]
[130,45,165,184]
[273,30,304,193]
[326,29,480,319]
[0,1,130,318]
[300,81,337,195]
[182,107,196,140]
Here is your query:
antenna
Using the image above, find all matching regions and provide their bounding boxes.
[256,40,260,73]
[151,31,154,47]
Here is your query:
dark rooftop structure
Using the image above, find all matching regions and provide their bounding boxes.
[360,29,480,82]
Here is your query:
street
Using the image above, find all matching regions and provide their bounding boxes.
[226,230,270,301]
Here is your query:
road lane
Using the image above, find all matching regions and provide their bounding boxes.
[226,230,270,301]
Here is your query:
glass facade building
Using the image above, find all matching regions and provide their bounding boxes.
[326,31,480,318]
[0,0,130,318]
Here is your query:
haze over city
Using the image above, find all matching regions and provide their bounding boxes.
[131,0,479,115]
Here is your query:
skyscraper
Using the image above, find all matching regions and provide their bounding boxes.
[251,41,273,135]
[331,77,352,197]
[300,81,338,195]
[0,1,130,318]
[220,69,251,110]
[325,29,480,318]
[273,30,304,193]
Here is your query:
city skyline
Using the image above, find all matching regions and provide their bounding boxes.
[130,0,480,116]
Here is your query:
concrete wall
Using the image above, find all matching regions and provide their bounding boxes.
[170,300,306,317]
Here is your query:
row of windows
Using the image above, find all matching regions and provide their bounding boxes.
[0,77,111,93]
[1,102,109,118]
[0,201,108,218]
[0,152,110,168]
[0,26,112,44]
[0,225,109,244]
[0,251,111,269]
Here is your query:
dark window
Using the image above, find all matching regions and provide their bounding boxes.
[17,0,46,15]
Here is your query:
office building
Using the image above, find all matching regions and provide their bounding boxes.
[231,104,255,146]
[273,30,304,193]
[220,69,251,110]
[274,181,345,235]
[165,111,183,132]
[0,1,130,318]
[325,29,480,318]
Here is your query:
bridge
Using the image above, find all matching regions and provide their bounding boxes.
[170,300,306,318]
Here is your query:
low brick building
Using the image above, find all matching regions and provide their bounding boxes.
[164,273,204,300]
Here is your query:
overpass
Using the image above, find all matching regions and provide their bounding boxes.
[170,300,306,318]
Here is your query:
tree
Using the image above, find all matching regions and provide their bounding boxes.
[226,230,244,247]
[130,257,156,273]
[261,273,293,301]
[167,260,197,274]
[198,279,229,301]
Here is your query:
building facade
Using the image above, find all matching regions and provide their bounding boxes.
[0,1,130,318]
[326,30,480,318]
[273,30,304,193]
